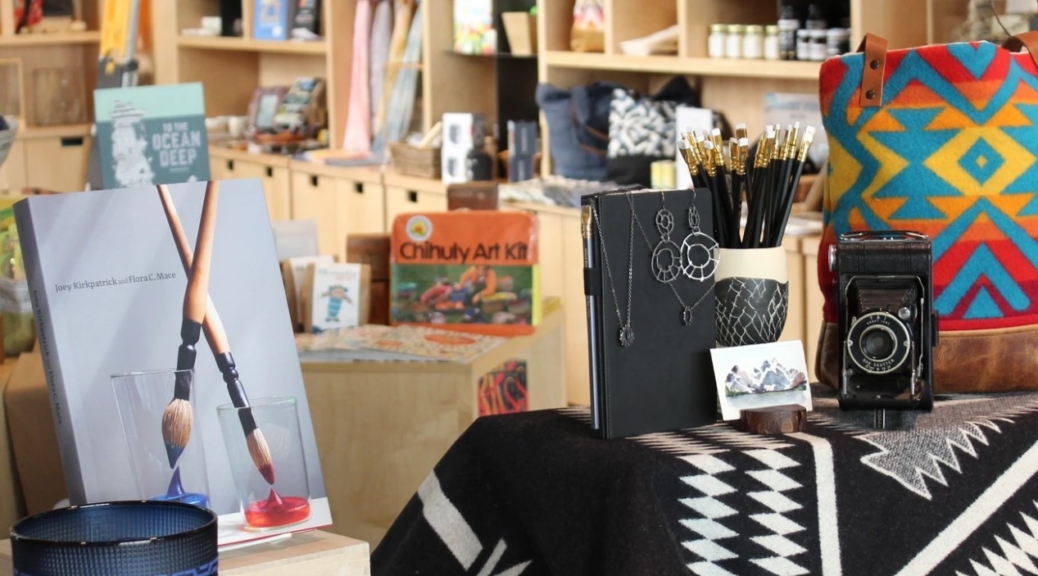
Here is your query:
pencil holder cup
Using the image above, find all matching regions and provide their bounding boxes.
[217,397,311,530]
[714,247,789,347]
[112,369,211,509]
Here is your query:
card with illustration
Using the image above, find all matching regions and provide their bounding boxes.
[710,340,812,421]
[304,262,370,333]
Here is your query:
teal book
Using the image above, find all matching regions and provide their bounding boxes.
[94,83,211,190]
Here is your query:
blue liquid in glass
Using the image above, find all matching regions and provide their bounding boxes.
[151,466,210,509]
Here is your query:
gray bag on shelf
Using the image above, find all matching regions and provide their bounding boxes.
[536,82,622,182]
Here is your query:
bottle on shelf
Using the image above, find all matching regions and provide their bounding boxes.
[827,28,850,58]
[725,24,744,59]
[809,29,827,61]
[743,25,764,60]
[796,29,811,61]
[764,25,780,61]
[466,137,494,182]
[806,4,827,30]
[777,4,799,61]
[708,24,727,59]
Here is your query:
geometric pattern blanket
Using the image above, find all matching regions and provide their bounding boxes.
[372,386,1038,575]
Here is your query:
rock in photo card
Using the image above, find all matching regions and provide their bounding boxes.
[710,340,812,421]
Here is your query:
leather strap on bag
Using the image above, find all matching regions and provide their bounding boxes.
[1003,31,1038,70]
[857,33,888,107]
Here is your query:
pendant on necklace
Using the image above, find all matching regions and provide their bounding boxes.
[683,306,694,326]
[619,324,634,347]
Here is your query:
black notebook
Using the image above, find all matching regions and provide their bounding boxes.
[583,188,718,439]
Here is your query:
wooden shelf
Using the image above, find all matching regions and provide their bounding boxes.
[16,123,91,139]
[542,51,822,81]
[177,35,328,55]
[0,31,100,47]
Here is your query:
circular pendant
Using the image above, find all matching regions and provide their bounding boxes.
[681,232,719,281]
[655,209,675,238]
[652,241,682,284]
[619,324,635,347]
[683,306,694,326]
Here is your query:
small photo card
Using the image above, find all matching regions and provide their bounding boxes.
[710,340,812,421]
[305,262,370,333]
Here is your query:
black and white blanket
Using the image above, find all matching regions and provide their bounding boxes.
[372,387,1038,575]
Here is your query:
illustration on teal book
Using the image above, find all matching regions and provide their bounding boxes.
[94,83,211,189]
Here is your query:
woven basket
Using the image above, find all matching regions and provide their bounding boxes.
[389,142,441,179]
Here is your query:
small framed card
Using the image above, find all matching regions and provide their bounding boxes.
[303,262,371,333]
[710,340,812,421]
[280,254,335,332]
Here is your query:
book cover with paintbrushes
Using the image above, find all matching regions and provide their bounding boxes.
[14,180,332,546]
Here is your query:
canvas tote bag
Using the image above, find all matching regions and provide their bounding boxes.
[818,32,1038,392]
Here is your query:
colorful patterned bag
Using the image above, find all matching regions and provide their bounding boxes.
[818,32,1038,392]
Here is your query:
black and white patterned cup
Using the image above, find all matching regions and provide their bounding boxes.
[714,247,789,347]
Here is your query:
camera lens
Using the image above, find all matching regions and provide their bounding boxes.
[863,327,895,360]
[846,312,912,375]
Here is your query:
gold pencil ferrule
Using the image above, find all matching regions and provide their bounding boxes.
[797,128,816,163]
[581,206,592,239]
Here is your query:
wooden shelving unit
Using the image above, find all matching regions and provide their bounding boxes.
[152,0,353,148]
[542,50,823,80]
[176,35,329,55]
[0,0,104,191]
[0,31,101,46]
[536,0,944,168]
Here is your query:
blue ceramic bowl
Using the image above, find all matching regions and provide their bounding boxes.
[10,501,217,576]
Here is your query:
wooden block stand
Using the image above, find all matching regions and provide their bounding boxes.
[0,530,370,576]
[302,304,567,548]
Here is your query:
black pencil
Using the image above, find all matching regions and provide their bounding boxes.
[771,126,816,247]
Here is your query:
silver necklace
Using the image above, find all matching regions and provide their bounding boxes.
[628,191,714,326]
[591,203,635,347]
[680,191,719,281]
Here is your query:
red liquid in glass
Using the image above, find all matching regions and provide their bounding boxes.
[244,489,310,528]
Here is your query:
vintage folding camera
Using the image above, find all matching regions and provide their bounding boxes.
[828,231,938,411]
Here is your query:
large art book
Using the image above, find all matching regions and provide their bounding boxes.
[94,83,211,190]
[15,180,332,545]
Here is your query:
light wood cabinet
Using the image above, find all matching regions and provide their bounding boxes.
[0,141,26,190]
[210,149,293,221]
[336,180,385,237]
[291,170,340,259]
[15,126,90,192]
[382,170,450,229]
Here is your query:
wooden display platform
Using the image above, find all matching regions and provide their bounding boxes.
[0,530,369,576]
[302,304,567,548]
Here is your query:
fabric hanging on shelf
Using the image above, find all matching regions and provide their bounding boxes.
[374,0,415,143]
[369,0,393,135]
[343,0,374,152]
[372,1,423,154]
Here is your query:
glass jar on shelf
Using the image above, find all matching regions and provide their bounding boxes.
[743,25,764,60]
[764,25,780,61]
[708,24,727,59]
[796,29,811,61]
[827,28,850,57]
[809,29,828,61]
[725,24,745,59]
[778,4,799,60]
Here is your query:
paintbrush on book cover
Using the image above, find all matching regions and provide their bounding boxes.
[390,211,540,336]
[14,179,332,546]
